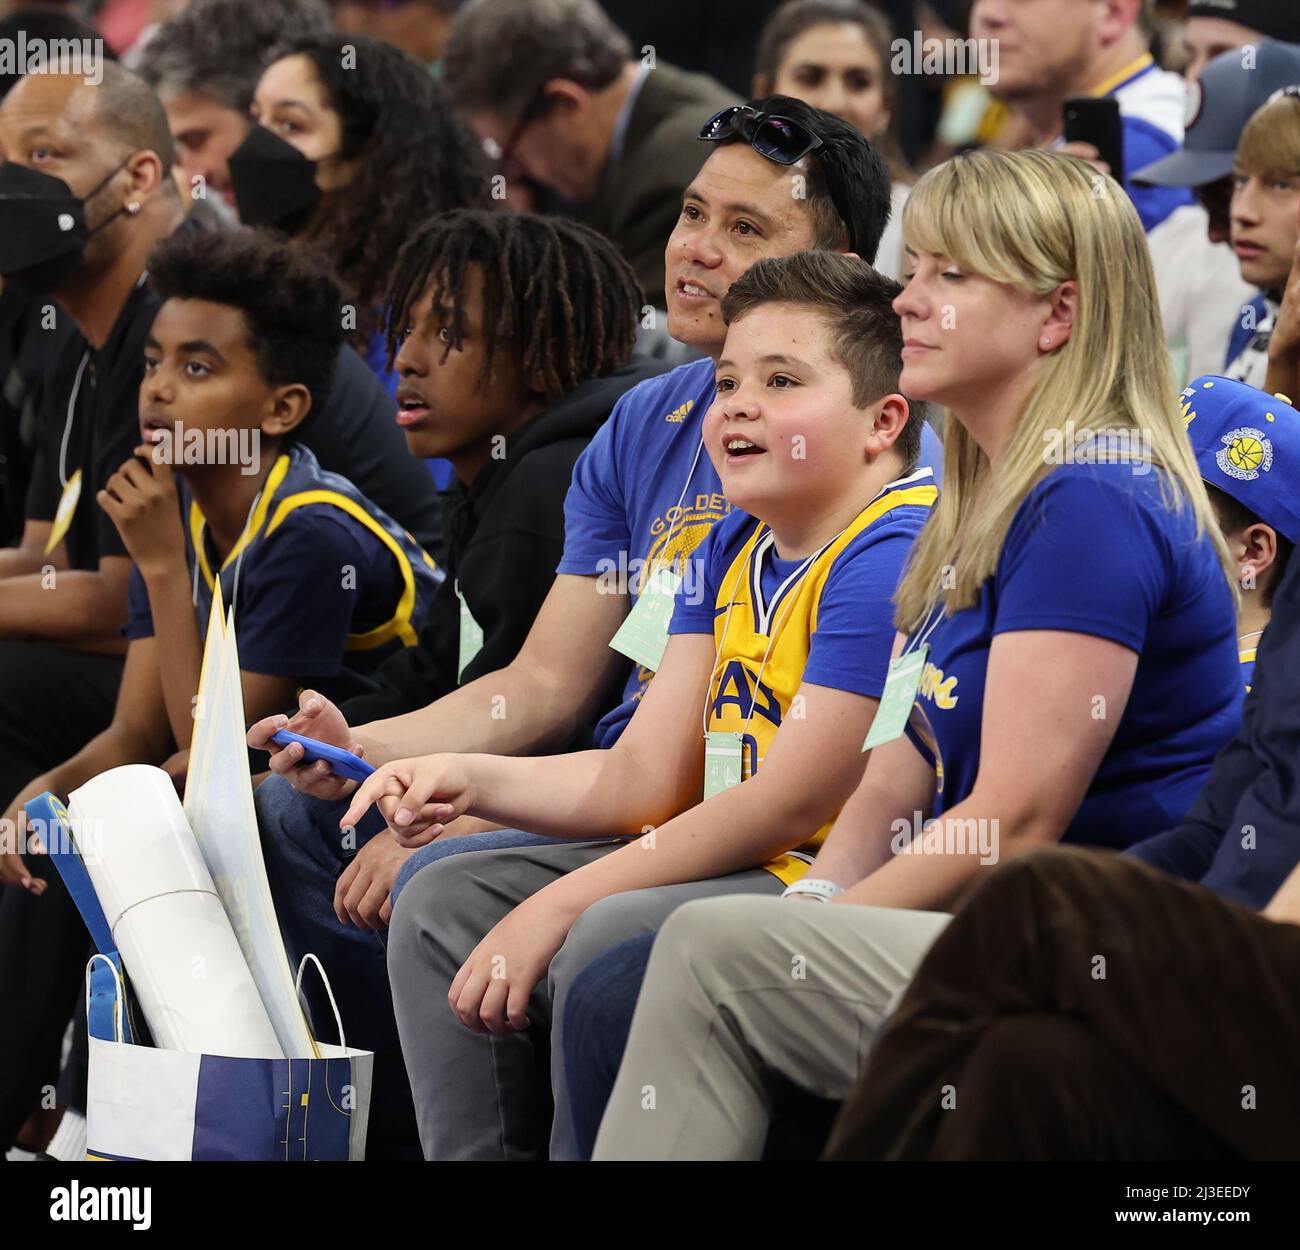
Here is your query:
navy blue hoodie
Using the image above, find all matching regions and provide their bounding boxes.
[1128,551,1300,908]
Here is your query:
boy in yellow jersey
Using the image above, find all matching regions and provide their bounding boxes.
[1182,374,1300,690]
[349,250,937,1160]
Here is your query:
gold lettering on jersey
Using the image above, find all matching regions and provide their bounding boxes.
[917,661,958,709]
[664,399,695,423]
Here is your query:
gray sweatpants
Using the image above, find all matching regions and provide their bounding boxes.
[385,838,783,1160]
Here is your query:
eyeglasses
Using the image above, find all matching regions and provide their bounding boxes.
[697,105,856,252]
[698,105,826,165]
[496,86,552,169]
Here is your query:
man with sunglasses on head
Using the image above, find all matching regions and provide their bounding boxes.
[249,91,940,1158]
[440,0,735,305]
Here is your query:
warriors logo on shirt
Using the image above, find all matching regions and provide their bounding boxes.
[642,493,730,586]
[1217,427,1273,482]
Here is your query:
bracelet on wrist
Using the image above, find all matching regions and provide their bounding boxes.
[782,877,842,902]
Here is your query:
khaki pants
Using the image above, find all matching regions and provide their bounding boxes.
[592,894,952,1160]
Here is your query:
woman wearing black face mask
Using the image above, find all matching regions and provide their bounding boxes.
[227,34,489,398]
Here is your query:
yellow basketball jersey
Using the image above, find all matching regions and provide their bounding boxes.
[705,477,937,883]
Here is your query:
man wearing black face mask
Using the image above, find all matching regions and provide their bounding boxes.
[0,65,191,1155]
[0,68,179,650]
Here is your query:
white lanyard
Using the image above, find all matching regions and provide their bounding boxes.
[903,594,946,658]
[700,524,846,738]
[657,436,706,576]
[192,483,266,622]
[57,350,91,489]
[59,273,149,488]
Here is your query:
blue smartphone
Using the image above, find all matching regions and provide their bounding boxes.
[269,729,375,783]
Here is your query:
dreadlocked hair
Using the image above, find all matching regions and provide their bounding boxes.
[283,33,489,341]
[384,211,642,405]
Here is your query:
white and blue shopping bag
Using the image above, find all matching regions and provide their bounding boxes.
[31,792,373,1161]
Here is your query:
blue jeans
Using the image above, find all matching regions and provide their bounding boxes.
[561,932,656,1159]
[254,773,561,1158]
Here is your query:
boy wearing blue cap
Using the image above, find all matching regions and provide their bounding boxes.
[1183,374,1300,687]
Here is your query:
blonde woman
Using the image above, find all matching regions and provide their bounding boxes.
[574,149,1245,1161]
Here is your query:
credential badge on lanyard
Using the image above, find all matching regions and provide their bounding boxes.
[456,579,485,681]
[703,527,845,799]
[862,598,945,751]
[608,435,706,673]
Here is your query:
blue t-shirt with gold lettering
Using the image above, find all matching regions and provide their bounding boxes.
[904,462,1241,847]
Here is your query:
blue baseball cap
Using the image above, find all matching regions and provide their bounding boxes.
[1132,39,1300,187]
[1182,375,1300,543]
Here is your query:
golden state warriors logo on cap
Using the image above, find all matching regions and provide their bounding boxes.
[1216,427,1273,481]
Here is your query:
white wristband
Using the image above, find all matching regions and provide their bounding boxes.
[782,877,842,902]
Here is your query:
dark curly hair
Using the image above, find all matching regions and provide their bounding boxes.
[277,33,489,340]
[384,211,641,405]
[147,227,345,440]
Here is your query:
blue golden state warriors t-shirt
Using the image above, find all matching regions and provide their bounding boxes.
[559,356,944,746]
[125,444,441,703]
[904,462,1241,848]
[669,469,936,883]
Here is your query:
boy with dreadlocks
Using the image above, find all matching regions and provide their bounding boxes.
[250,210,661,1156]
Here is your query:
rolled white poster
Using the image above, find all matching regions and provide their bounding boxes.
[70,764,283,1059]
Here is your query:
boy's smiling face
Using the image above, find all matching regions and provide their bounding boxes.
[706,301,901,527]
[140,297,306,460]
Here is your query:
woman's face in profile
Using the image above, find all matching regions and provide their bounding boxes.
[894,245,1057,414]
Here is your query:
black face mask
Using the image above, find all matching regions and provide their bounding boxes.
[228,124,326,232]
[0,159,130,296]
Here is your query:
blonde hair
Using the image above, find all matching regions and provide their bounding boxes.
[894,148,1234,631]
[1237,91,1300,180]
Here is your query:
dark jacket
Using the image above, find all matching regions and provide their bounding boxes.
[589,62,736,305]
[1128,551,1300,909]
[342,354,668,728]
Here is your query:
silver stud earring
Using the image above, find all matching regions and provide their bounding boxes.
[127,201,141,215]
[1041,337,1052,348]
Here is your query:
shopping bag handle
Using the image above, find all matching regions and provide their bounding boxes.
[28,792,115,955]
[87,952,126,1044]
[294,953,346,1051]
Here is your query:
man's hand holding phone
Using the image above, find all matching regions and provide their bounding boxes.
[247,689,367,800]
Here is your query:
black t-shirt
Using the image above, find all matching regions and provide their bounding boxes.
[25,276,152,570]
[0,286,50,546]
